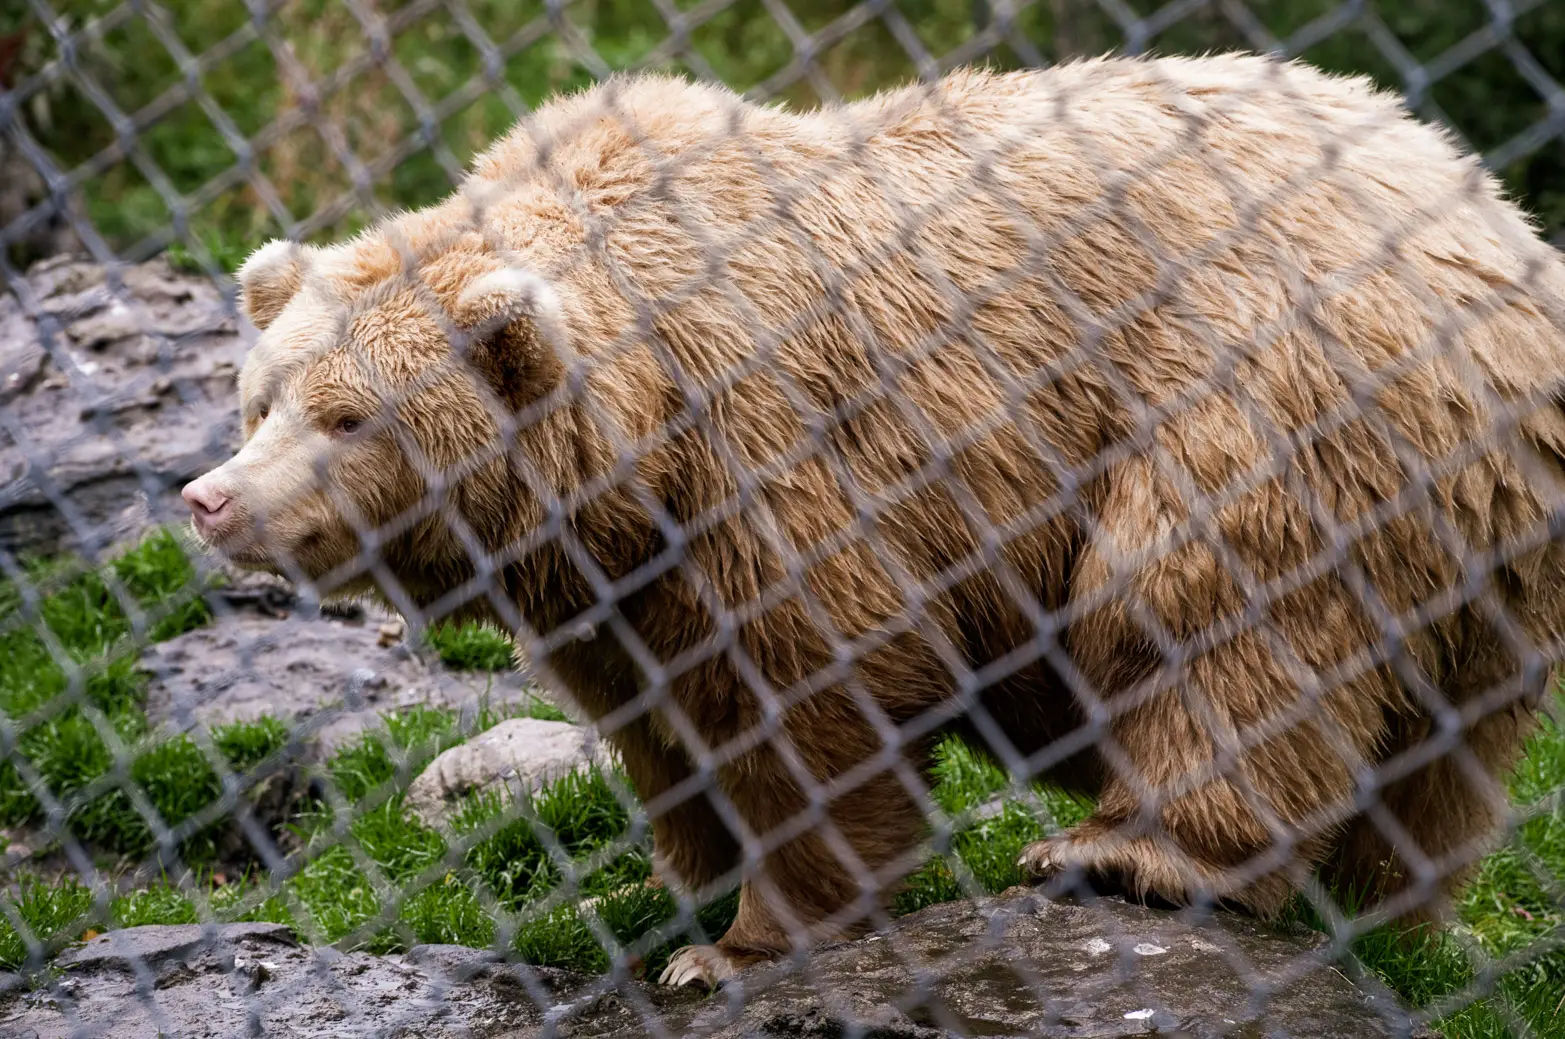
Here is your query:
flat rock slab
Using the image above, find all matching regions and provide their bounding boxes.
[653,892,1436,1039]
[56,922,297,972]
[0,894,1434,1039]
[140,606,542,761]
[0,922,585,1039]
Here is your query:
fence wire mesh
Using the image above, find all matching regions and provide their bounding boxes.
[1,1,1564,1037]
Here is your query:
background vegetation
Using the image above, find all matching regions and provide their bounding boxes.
[1,0,1563,271]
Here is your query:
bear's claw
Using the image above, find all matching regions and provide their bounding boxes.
[1017,837,1067,881]
[658,945,737,990]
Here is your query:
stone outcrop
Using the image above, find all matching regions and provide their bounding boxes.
[0,255,245,560]
[139,603,543,763]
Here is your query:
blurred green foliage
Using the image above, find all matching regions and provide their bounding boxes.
[2,0,1561,270]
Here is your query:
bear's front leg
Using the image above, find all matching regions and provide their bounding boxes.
[657,878,787,988]
[548,640,743,898]
[605,712,743,896]
[656,730,927,989]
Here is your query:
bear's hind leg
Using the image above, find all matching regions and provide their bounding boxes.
[1018,818,1296,912]
[1019,631,1392,916]
[1023,458,1400,913]
[1323,656,1541,926]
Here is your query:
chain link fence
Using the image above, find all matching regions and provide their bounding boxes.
[1,1,1564,1037]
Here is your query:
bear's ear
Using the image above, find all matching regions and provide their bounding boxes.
[237,239,313,330]
[453,267,568,348]
[451,266,569,409]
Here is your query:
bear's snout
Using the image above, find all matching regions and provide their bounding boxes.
[182,474,235,538]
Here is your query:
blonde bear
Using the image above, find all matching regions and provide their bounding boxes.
[185,54,1565,988]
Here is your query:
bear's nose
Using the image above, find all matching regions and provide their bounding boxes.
[182,476,234,535]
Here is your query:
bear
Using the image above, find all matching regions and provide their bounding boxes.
[183,52,1565,989]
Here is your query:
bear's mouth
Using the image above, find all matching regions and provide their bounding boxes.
[186,518,279,571]
[207,540,277,572]
[221,526,348,581]
[223,546,282,571]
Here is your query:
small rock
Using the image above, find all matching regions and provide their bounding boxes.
[0,301,44,398]
[229,953,277,995]
[57,922,295,973]
[0,827,38,870]
[67,303,143,351]
[407,944,505,985]
[121,263,197,302]
[405,717,615,829]
[377,617,407,647]
[210,559,297,617]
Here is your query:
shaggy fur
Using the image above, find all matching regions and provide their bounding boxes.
[188,53,1565,986]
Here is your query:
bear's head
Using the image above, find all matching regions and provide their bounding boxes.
[183,231,571,602]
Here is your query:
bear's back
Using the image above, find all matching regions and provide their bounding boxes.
[418,59,1565,680]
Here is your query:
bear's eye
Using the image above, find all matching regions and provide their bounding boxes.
[256,401,270,422]
[336,417,363,436]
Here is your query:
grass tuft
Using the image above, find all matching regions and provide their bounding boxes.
[425,621,517,672]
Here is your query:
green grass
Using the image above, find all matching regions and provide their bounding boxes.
[6,710,1555,1035]
[0,531,298,861]
[0,526,1560,1036]
[0,530,227,849]
[893,736,1094,916]
[1374,707,1565,1037]
[0,530,555,861]
[0,875,96,971]
[424,621,518,673]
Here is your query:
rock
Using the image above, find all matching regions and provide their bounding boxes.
[405,717,615,828]
[0,255,245,560]
[652,892,1437,1038]
[0,922,579,1039]
[378,616,408,646]
[140,606,544,762]
[0,300,44,397]
[209,558,298,617]
[0,896,1434,1038]
[56,922,296,972]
